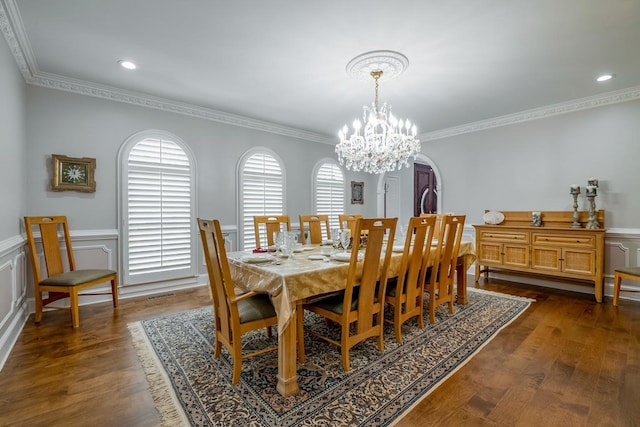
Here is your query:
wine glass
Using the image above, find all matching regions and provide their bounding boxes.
[340,230,351,253]
[331,228,341,250]
[273,231,283,255]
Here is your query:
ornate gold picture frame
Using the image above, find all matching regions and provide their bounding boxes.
[351,181,364,204]
[51,154,96,193]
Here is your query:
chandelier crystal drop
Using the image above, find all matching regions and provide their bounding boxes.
[336,69,420,174]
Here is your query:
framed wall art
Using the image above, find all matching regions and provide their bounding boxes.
[51,154,96,193]
[351,181,364,204]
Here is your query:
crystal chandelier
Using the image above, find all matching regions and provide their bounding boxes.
[336,53,420,174]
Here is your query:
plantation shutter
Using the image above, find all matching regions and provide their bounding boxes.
[125,138,194,284]
[241,153,284,250]
[315,163,345,231]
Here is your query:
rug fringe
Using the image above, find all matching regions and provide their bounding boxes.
[128,322,190,427]
[468,286,536,302]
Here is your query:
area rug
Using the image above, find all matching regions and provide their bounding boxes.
[128,288,532,426]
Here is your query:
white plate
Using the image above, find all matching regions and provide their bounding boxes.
[392,245,405,253]
[240,254,273,264]
[331,252,363,262]
[293,245,304,252]
[302,246,315,251]
[307,254,326,260]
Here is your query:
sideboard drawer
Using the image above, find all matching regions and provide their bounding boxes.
[531,233,594,248]
[479,230,529,243]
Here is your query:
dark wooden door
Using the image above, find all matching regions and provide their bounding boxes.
[414,163,437,215]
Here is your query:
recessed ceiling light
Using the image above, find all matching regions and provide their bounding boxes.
[596,74,614,82]
[118,60,137,70]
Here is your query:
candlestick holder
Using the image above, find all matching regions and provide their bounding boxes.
[586,195,600,229]
[571,193,581,228]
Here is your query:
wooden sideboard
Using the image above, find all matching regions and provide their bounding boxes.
[474,210,606,302]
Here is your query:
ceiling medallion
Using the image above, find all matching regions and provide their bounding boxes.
[336,51,420,174]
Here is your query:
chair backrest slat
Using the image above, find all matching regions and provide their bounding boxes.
[396,216,437,312]
[24,216,76,282]
[198,218,239,341]
[431,215,466,293]
[253,215,291,248]
[299,214,331,244]
[344,217,397,332]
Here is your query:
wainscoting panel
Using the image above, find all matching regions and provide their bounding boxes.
[0,236,29,370]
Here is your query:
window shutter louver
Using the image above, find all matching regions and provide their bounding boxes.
[241,153,284,250]
[125,138,194,284]
[315,163,345,231]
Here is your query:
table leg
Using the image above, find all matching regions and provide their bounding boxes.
[455,256,468,305]
[276,307,299,396]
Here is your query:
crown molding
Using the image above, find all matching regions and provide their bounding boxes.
[2,0,639,146]
[0,0,32,80]
[26,71,335,145]
[420,85,640,142]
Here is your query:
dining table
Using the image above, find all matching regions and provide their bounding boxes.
[226,240,476,396]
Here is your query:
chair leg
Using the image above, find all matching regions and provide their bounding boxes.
[34,290,43,324]
[111,278,119,308]
[613,272,621,306]
[429,292,437,324]
[231,344,243,384]
[69,289,80,328]
[377,326,385,352]
[394,302,403,343]
[341,326,350,372]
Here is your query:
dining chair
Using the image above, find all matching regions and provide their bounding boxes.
[420,212,451,236]
[299,214,331,244]
[198,218,278,384]
[338,214,363,238]
[297,217,397,371]
[425,214,466,324]
[385,215,437,343]
[23,215,118,328]
[253,215,291,248]
[613,267,640,306]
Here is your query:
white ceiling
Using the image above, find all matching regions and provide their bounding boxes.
[3,0,640,142]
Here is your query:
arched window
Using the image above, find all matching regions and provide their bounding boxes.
[313,160,345,231]
[238,148,285,250]
[118,130,197,286]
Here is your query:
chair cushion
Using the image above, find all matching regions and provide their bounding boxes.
[308,287,379,315]
[238,293,276,324]
[385,277,399,297]
[616,267,640,277]
[40,269,116,287]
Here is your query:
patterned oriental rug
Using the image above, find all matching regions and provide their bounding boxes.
[128,288,532,426]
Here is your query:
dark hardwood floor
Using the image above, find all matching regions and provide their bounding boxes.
[0,279,638,426]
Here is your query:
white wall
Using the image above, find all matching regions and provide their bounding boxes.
[0,32,26,239]
[0,34,28,369]
[418,100,640,228]
[25,86,375,229]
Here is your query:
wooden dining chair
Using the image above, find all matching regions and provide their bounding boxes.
[338,214,363,238]
[297,217,397,371]
[613,267,640,306]
[425,214,466,324]
[198,218,278,384]
[253,215,291,248]
[299,214,331,244]
[385,215,437,343]
[23,216,118,328]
